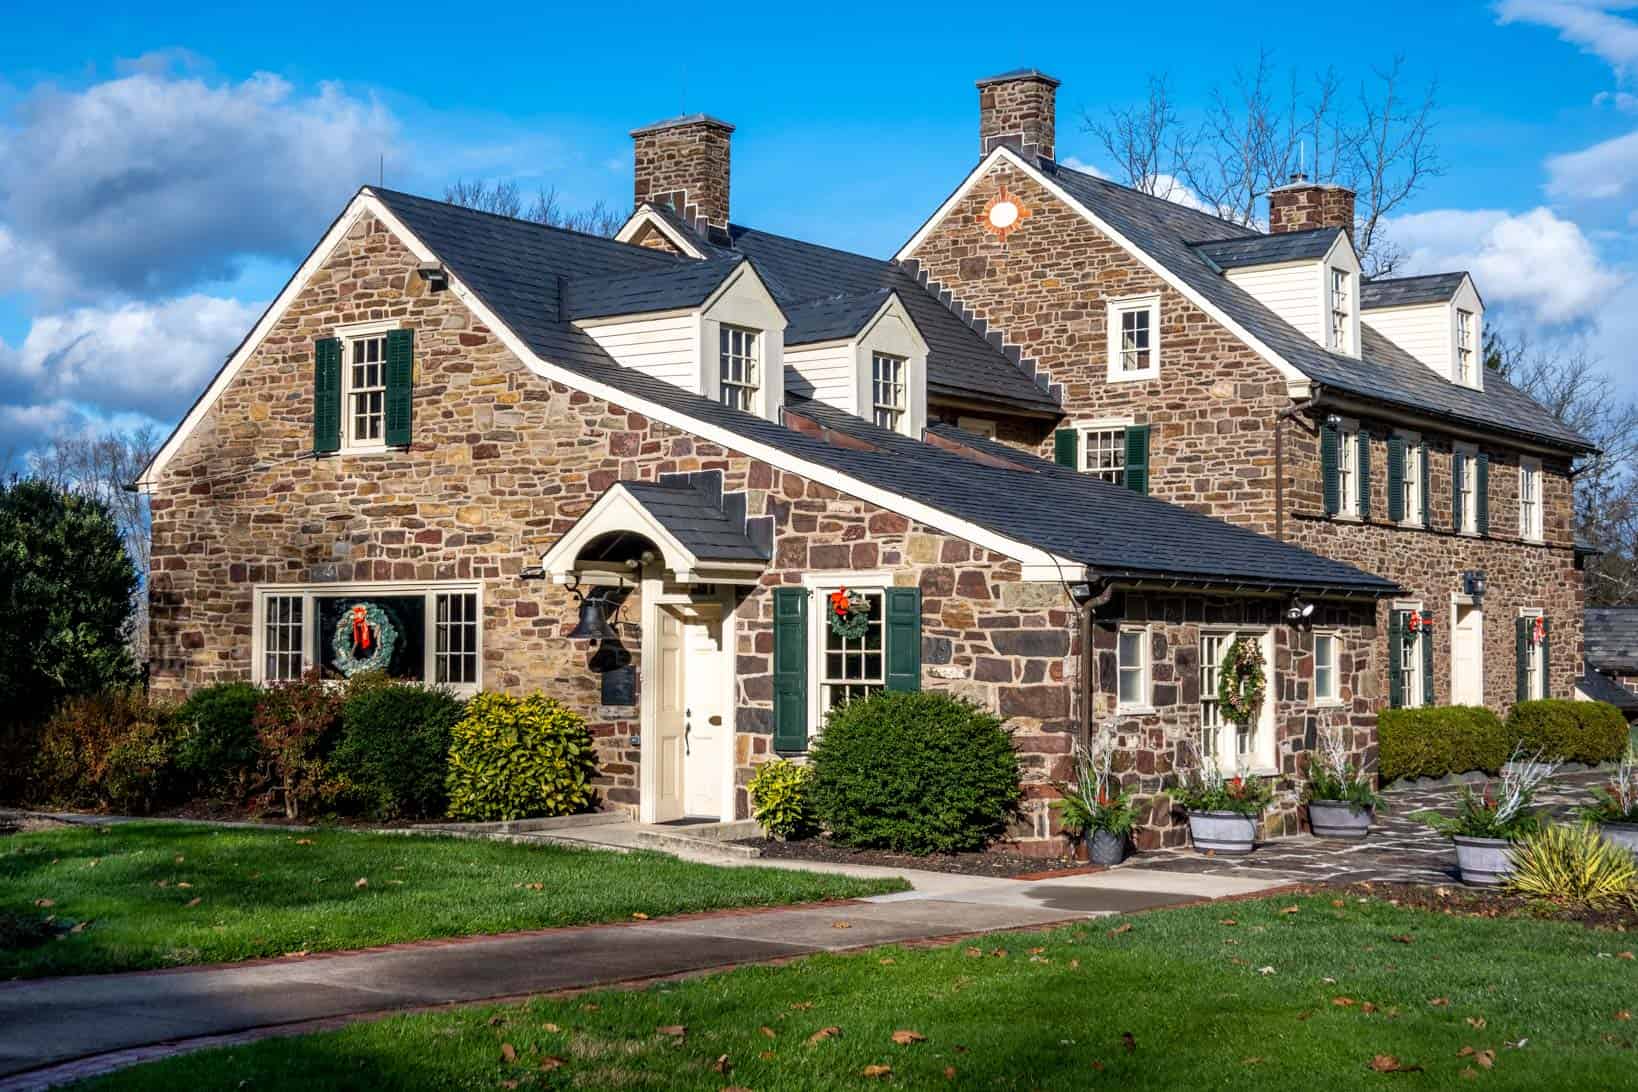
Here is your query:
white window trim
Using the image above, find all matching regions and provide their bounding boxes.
[1334,416,1361,521]
[1519,456,1544,543]
[870,351,908,433]
[251,580,485,694]
[1396,430,1423,527]
[1106,294,1161,382]
[334,319,402,456]
[1455,307,1478,388]
[1116,625,1154,714]
[1074,416,1134,485]
[1453,442,1479,536]
[1393,600,1426,709]
[1328,267,1352,354]
[1519,607,1546,700]
[717,323,761,413]
[1312,628,1343,708]
[801,571,893,736]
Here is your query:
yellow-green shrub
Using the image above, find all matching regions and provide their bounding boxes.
[1507,823,1636,909]
[748,759,816,840]
[445,692,597,821]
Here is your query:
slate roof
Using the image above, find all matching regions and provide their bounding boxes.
[783,289,895,345]
[617,481,768,562]
[1361,272,1470,310]
[1039,161,1594,453]
[1586,607,1638,674]
[1192,228,1344,270]
[1577,661,1638,712]
[370,186,1395,596]
[561,255,750,321]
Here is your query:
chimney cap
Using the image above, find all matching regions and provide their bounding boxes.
[629,113,735,138]
[975,67,1061,89]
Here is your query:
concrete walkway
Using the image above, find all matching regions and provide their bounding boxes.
[0,863,1290,1088]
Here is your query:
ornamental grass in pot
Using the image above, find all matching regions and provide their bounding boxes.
[1303,725,1383,841]
[1580,750,1638,856]
[1174,758,1273,855]
[1413,748,1558,886]
[1053,738,1138,866]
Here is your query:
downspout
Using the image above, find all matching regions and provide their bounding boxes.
[1079,580,1117,747]
[1275,386,1322,542]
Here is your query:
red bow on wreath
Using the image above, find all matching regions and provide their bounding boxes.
[350,604,373,651]
[1531,616,1546,646]
[829,588,852,617]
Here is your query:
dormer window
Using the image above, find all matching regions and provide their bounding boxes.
[718,325,760,412]
[1329,269,1351,353]
[1456,309,1476,386]
[871,353,907,431]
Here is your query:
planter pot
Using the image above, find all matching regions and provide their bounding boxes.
[1308,801,1374,841]
[1088,829,1128,866]
[1599,822,1638,856]
[1452,835,1517,886]
[1187,810,1258,855]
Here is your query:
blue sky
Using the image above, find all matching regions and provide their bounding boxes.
[3,0,1635,463]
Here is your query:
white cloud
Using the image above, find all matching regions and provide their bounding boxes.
[1545,127,1638,199]
[1,295,260,419]
[1594,89,1638,111]
[1059,156,1227,217]
[1496,1,1638,79]
[0,65,396,300]
[1387,205,1626,324]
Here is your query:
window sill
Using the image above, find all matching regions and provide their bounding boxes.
[1331,513,1362,524]
[1106,368,1160,384]
[1116,704,1157,716]
[1312,699,1346,710]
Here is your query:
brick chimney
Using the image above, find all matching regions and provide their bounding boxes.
[1268,173,1356,240]
[631,114,734,234]
[976,68,1059,162]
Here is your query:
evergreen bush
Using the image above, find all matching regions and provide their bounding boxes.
[445,692,598,821]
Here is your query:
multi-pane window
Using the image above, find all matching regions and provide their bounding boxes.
[1398,612,1424,708]
[263,594,306,682]
[434,592,480,686]
[820,589,884,712]
[1082,427,1126,485]
[1456,449,1478,533]
[1200,632,1226,758]
[1400,436,1422,524]
[1523,615,1546,699]
[1107,296,1160,380]
[1520,459,1542,541]
[1118,308,1152,373]
[1336,422,1359,517]
[1329,269,1351,352]
[1314,632,1339,704]
[871,353,906,432]
[1117,628,1148,709]
[1456,309,1476,385]
[718,325,760,412]
[347,334,388,445]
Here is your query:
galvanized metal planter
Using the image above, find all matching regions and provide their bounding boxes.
[1599,821,1638,856]
[1307,801,1373,841]
[1088,829,1127,866]
[1186,810,1258,855]
[1452,834,1516,886]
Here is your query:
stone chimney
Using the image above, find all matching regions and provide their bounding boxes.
[976,68,1059,162]
[1268,173,1356,240]
[631,114,734,234]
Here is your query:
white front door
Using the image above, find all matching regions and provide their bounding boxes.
[682,613,727,818]
[652,607,688,822]
[1451,602,1484,706]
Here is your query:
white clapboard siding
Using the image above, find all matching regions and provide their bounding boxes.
[1226,262,1324,345]
[1361,304,1450,379]
[581,314,700,393]
[783,342,857,411]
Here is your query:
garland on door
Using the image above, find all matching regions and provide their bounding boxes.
[1216,637,1267,726]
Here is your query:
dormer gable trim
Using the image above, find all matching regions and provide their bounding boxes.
[614,204,711,259]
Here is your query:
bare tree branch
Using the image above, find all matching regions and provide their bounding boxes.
[446,179,624,237]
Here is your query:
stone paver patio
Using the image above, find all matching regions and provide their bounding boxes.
[1122,769,1611,886]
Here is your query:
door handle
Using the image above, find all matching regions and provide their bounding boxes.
[683,719,690,755]
[708,715,723,726]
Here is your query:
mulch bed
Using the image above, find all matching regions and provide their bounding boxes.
[738,836,1082,879]
[1324,881,1638,932]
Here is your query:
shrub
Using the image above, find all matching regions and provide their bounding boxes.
[253,670,343,820]
[1053,743,1138,838]
[1303,724,1383,809]
[808,691,1021,854]
[445,692,598,821]
[1173,772,1273,817]
[103,718,182,814]
[1508,823,1636,909]
[748,759,817,840]
[30,690,180,813]
[332,679,464,819]
[1508,700,1628,766]
[1413,749,1558,842]
[1378,706,1508,782]
[174,682,261,801]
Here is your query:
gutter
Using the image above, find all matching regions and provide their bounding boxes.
[1079,580,1116,747]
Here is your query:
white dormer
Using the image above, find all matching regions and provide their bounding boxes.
[782,292,929,438]
[1197,228,1361,359]
[568,259,787,423]
[1360,273,1484,391]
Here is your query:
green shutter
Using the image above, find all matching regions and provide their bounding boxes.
[1123,425,1150,495]
[1357,429,1372,519]
[1320,423,1340,516]
[1421,614,1435,706]
[1476,453,1490,536]
[772,588,808,753]
[1419,441,1431,527]
[384,328,414,447]
[1452,453,1465,532]
[1387,610,1405,709]
[1053,428,1078,469]
[1387,434,1405,523]
[1539,616,1551,699]
[884,587,922,692]
[313,337,342,454]
[1515,617,1529,703]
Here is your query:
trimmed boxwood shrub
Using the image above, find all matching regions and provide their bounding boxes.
[174,682,261,800]
[808,691,1021,854]
[445,692,598,821]
[331,678,464,819]
[1378,705,1508,782]
[1507,699,1628,766]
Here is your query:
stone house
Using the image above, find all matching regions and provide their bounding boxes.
[141,67,1603,851]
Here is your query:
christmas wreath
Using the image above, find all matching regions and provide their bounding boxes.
[826,587,872,641]
[1216,637,1266,726]
[331,601,400,677]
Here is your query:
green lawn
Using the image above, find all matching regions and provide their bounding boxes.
[0,822,905,978]
[75,891,1638,1091]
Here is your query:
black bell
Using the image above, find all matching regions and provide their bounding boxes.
[568,595,618,642]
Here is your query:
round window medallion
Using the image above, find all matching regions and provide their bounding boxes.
[979,185,1031,240]
[987,200,1020,229]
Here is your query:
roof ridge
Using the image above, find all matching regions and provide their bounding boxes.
[1047,159,1253,236]
[367,185,681,260]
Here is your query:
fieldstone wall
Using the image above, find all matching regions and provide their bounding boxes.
[631,116,732,234]
[977,73,1058,161]
[1267,181,1356,238]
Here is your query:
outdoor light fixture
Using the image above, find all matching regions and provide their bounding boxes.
[416,262,450,292]
[1286,599,1317,622]
[1324,413,1342,429]
[1462,570,1488,599]
[565,573,620,644]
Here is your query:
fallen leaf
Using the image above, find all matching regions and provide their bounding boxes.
[1621,952,1635,961]
[581,1003,599,1012]
[891,1030,926,1045]
[69,920,91,934]
[33,899,53,908]
[944,1066,957,1079]
[790,1002,813,1011]
[657,1025,686,1038]
[488,1016,506,1027]
[1333,997,1357,1007]
[1122,1032,1136,1054]
[176,882,192,889]
[1390,934,1414,944]
[1362,1003,1378,1015]
[500,1081,517,1089]
[184,897,202,908]
[808,1026,841,1045]
[964,947,982,958]
[1028,947,1046,955]
[1219,918,1238,926]
[861,1064,892,1079]
[1279,905,1301,915]
[1429,997,1450,1007]
[1466,1017,1487,1030]
[500,1043,517,1063]
[539,1056,564,1071]
[1617,1011,1632,1022]
[1461,1067,1478,1079]
[761,1023,777,1038]
[879,957,895,965]
[354,878,368,889]
[832,920,852,930]
[1242,1056,1263,1066]
[990,947,1007,957]
[174,855,184,864]
[1331,899,1345,908]
[713,1054,731,1075]
[631,911,649,920]
[1070,959,1080,969]
[1368,1054,1422,1073]
[1108,923,1133,937]
[758,1050,776,1060]
[1458,1046,1476,1058]
[295,838,313,846]
[541,1023,561,1033]
[1476,1050,1495,1069]
[1257,966,1276,975]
